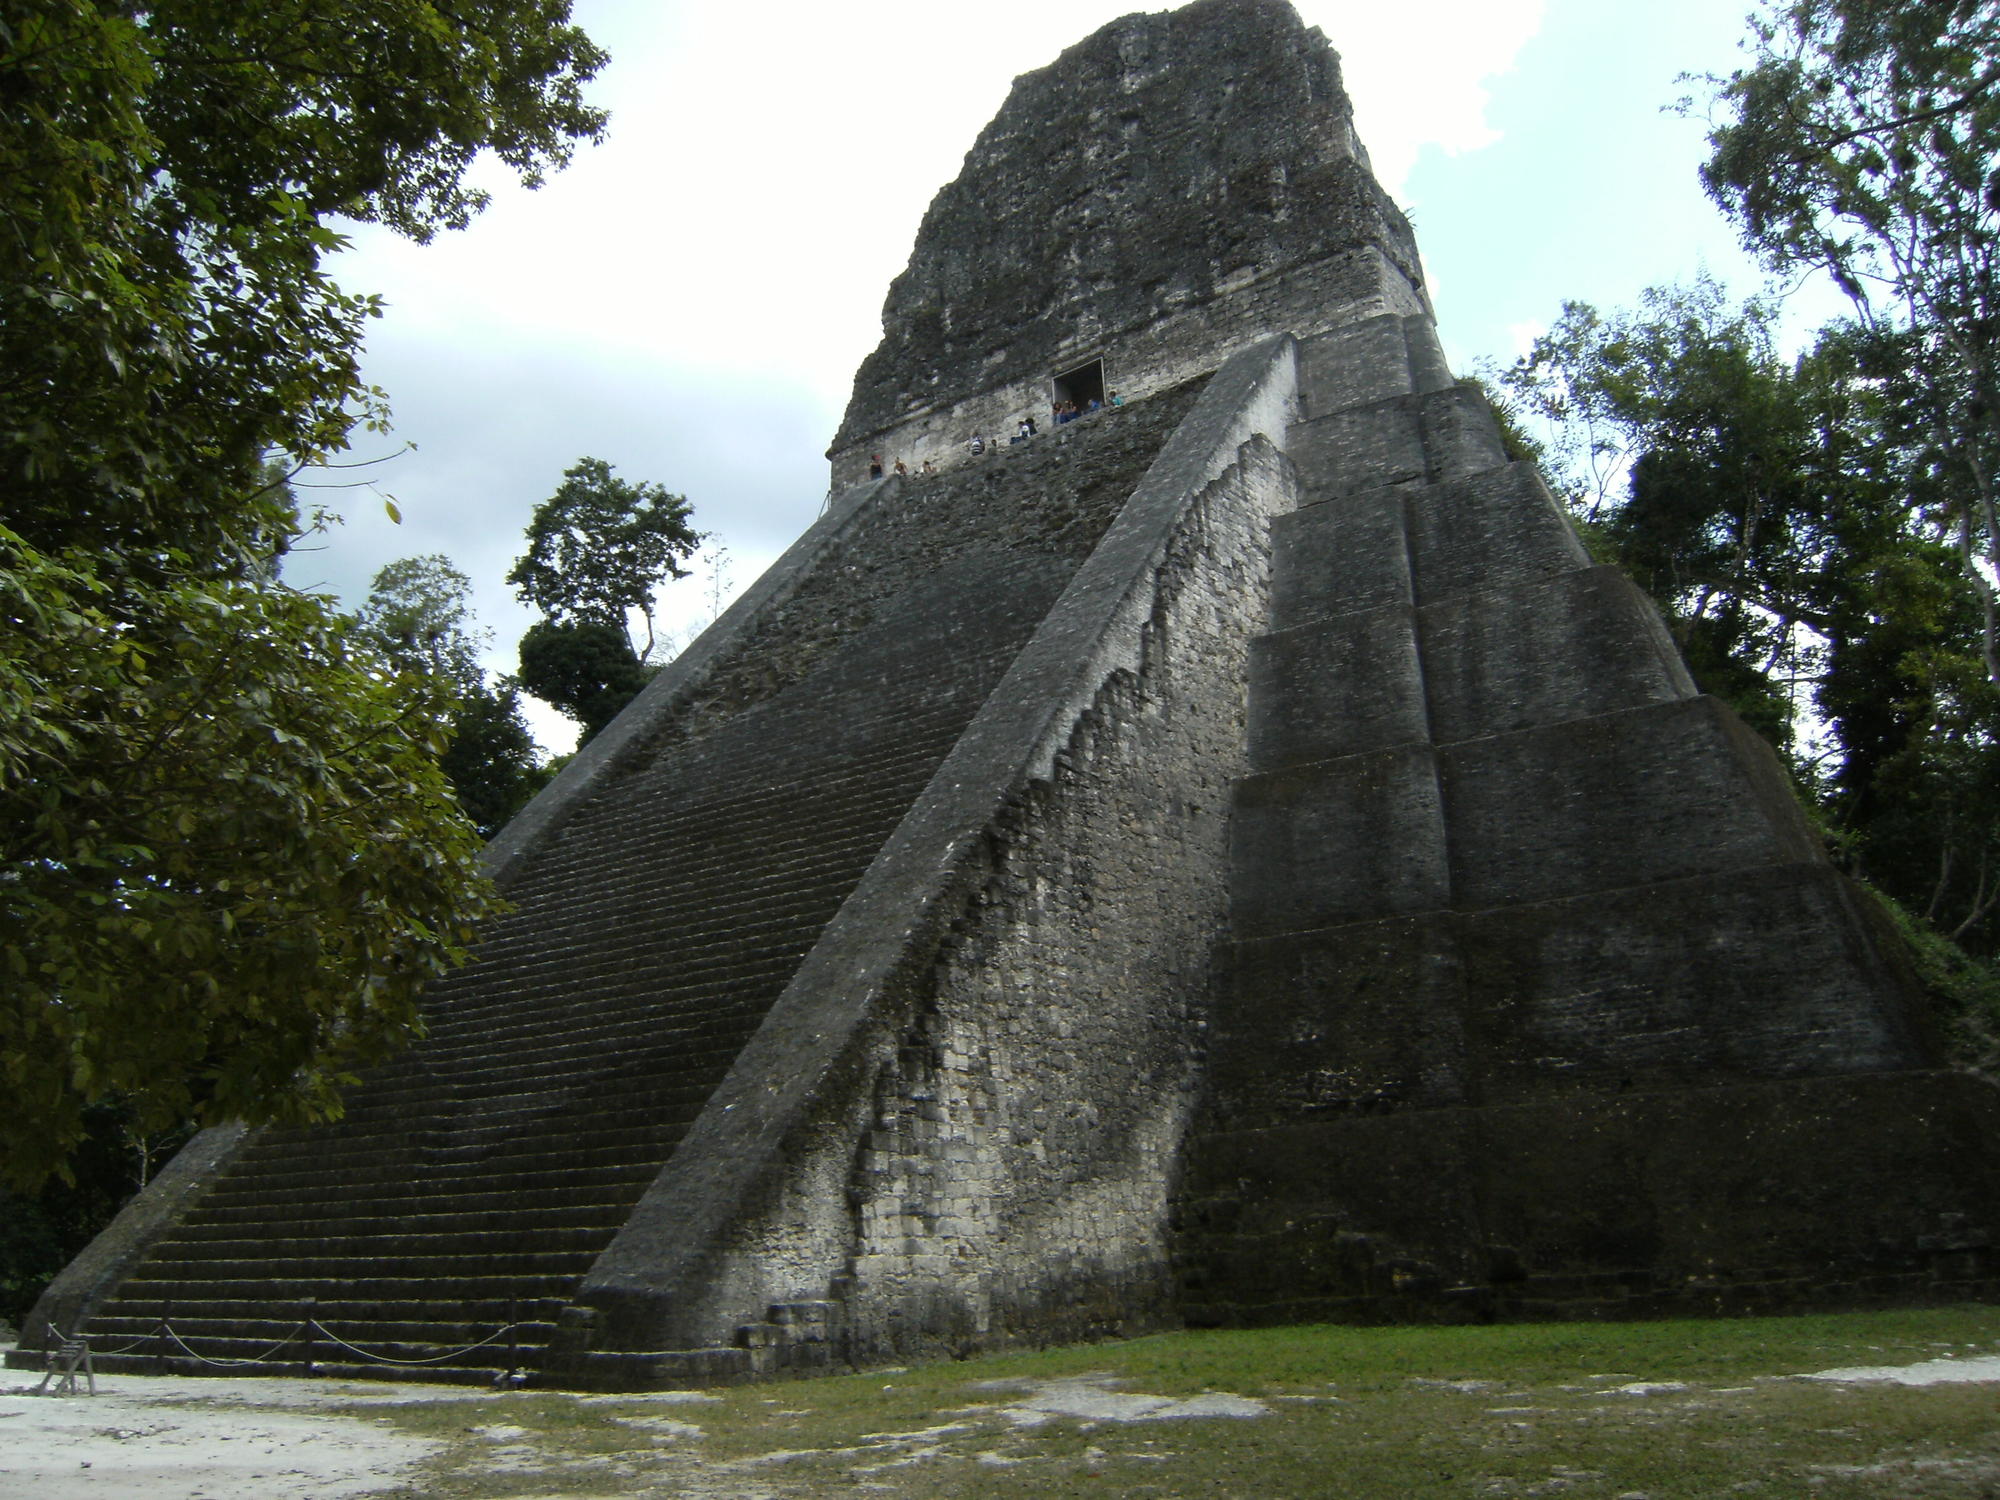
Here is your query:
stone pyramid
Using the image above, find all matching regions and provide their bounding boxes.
[17,0,1998,1390]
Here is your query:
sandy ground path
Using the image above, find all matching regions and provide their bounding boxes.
[5,1338,1998,1499]
[0,1349,1276,1500]
[1,1355,449,1500]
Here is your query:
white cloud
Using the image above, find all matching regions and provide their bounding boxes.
[1506,320,1547,358]
[1327,0,1547,191]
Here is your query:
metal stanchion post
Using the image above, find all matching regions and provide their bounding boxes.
[300,1298,317,1376]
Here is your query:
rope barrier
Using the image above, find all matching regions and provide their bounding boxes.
[308,1322,522,1367]
[160,1322,306,1369]
[87,1321,166,1357]
[72,1312,529,1374]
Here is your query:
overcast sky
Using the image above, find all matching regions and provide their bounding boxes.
[298,0,1796,752]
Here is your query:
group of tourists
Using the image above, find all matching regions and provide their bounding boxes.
[864,388,1127,481]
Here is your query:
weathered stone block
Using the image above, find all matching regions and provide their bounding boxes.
[1403,462,1591,604]
[1247,605,1427,768]
[1468,1074,2000,1287]
[1418,566,1696,745]
[1413,383,1508,482]
[1438,696,1823,909]
[1208,915,1469,1127]
[1403,315,1455,395]
[1181,1111,1485,1296]
[1231,744,1449,936]
[1288,399,1425,498]
[1298,314,1414,417]
[1455,863,1937,1101]
[1183,1074,2000,1323]
[1269,486,1412,625]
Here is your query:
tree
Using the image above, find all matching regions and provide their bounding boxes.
[358,556,548,838]
[508,457,701,659]
[1698,0,2000,677]
[1495,280,1846,754]
[441,684,550,838]
[1498,283,2000,957]
[516,619,656,745]
[1,2,607,1189]
[357,555,491,691]
[508,457,700,741]
[1,538,498,1189]
[6,1,607,566]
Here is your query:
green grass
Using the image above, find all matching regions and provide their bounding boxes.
[353,1306,2000,1498]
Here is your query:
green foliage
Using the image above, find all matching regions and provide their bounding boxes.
[0,1101,193,1325]
[516,618,654,746]
[0,527,505,1189]
[508,457,701,659]
[1497,280,1842,755]
[0,2,606,1190]
[1871,883,2000,1077]
[359,554,490,692]
[506,457,698,741]
[359,555,550,837]
[1498,279,2000,972]
[4,1,607,566]
[441,685,551,838]
[1699,0,2000,677]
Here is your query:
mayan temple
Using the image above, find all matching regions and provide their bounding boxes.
[18,0,2000,1389]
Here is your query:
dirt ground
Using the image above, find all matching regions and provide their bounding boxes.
[0,1345,1276,1499]
[0,1351,449,1499]
[4,1339,1997,1499]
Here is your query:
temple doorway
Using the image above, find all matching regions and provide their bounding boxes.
[1053,357,1107,411]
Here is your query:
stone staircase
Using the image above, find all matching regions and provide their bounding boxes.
[69,549,1078,1380]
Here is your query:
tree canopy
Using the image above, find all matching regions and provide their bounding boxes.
[515,618,656,746]
[1700,0,2000,676]
[1,1,606,1189]
[508,456,701,658]
[6,1,606,564]
[358,555,548,838]
[1,539,496,1189]
[508,457,700,744]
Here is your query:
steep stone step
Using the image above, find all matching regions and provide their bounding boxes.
[122,1231,605,1267]
[64,484,1104,1380]
[186,1164,662,1213]
[174,1204,627,1239]
[87,1309,560,1344]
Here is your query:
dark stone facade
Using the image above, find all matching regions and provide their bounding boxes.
[1176,308,1999,1326]
[17,0,1999,1389]
[826,0,1422,489]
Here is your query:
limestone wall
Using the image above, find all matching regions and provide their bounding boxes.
[839,442,1290,1360]
[554,337,1299,1374]
[831,249,1424,492]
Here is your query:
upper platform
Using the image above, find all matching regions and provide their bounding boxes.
[826,0,1427,489]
